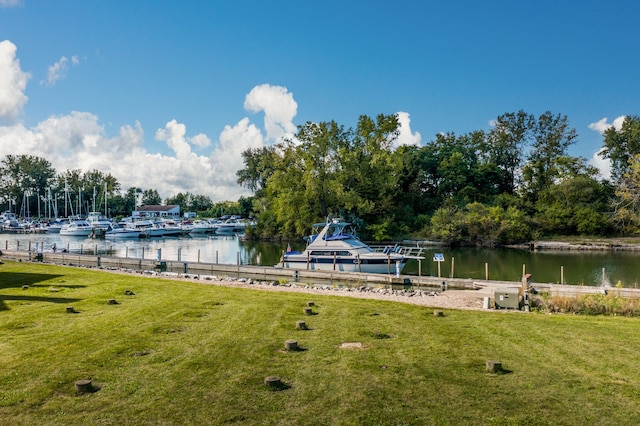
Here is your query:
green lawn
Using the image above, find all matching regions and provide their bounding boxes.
[1,260,640,425]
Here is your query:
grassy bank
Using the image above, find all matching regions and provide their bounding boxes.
[1,260,640,425]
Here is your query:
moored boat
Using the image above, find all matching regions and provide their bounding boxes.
[60,220,93,237]
[279,218,423,274]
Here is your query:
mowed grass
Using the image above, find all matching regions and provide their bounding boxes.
[1,260,640,425]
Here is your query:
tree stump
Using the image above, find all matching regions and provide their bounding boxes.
[107,299,118,305]
[306,301,315,307]
[434,310,444,317]
[22,285,29,290]
[124,290,135,296]
[303,307,313,315]
[264,376,282,389]
[66,306,76,314]
[296,320,307,330]
[75,379,93,394]
[486,360,502,373]
[284,340,299,351]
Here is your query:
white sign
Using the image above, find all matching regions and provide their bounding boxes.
[433,253,444,262]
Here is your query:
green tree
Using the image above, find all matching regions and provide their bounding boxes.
[0,155,56,216]
[599,115,640,183]
[612,154,640,234]
[141,189,162,206]
[486,110,533,194]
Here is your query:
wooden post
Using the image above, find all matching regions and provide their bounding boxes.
[216,250,219,264]
[522,264,526,278]
[561,266,564,285]
[485,263,489,281]
[357,254,361,273]
[264,376,283,389]
[418,259,422,276]
[281,250,285,267]
[602,268,606,287]
[450,257,455,278]
[486,360,502,374]
[387,255,391,275]
[437,260,441,278]
[198,249,200,263]
[75,379,93,394]
[306,251,310,270]
[237,251,240,265]
[284,340,298,351]
[333,253,337,271]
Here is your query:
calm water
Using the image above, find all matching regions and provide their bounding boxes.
[3,233,640,287]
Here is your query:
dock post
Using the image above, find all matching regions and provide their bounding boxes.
[451,257,455,278]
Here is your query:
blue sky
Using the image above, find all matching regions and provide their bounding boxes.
[1,0,639,201]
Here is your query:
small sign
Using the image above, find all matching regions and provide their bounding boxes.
[433,253,444,262]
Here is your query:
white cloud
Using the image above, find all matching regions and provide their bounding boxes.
[394,111,421,148]
[244,84,297,141]
[0,41,330,202]
[0,40,30,122]
[588,148,612,181]
[42,55,79,87]
[588,115,626,135]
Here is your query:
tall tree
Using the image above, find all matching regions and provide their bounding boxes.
[486,110,533,194]
[522,111,578,202]
[141,189,162,206]
[0,155,56,215]
[599,115,640,183]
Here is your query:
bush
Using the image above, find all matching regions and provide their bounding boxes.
[532,293,640,316]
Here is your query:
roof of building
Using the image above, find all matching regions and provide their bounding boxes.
[136,205,180,212]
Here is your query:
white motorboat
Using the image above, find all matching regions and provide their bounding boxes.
[60,220,93,237]
[45,218,69,233]
[105,223,142,239]
[215,218,255,234]
[87,212,112,231]
[279,219,423,274]
[184,219,210,234]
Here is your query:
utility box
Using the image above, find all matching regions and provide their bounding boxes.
[494,287,520,310]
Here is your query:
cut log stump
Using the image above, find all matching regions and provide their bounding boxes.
[296,320,307,330]
[264,376,283,389]
[66,306,76,314]
[75,379,93,394]
[303,307,313,315]
[486,360,503,373]
[306,301,315,307]
[434,310,444,317]
[284,340,299,351]
[107,299,118,305]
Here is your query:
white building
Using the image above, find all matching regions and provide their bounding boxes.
[133,205,181,219]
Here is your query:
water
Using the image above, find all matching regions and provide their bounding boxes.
[3,233,640,287]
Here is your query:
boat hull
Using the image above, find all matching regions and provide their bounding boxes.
[282,256,408,274]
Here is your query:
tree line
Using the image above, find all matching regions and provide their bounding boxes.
[4,110,639,245]
[236,111,640,245]
[0,156,251,220]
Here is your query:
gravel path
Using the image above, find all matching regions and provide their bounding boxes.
[115,268,497,312]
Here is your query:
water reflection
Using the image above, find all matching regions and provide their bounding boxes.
[2,233,640,287]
